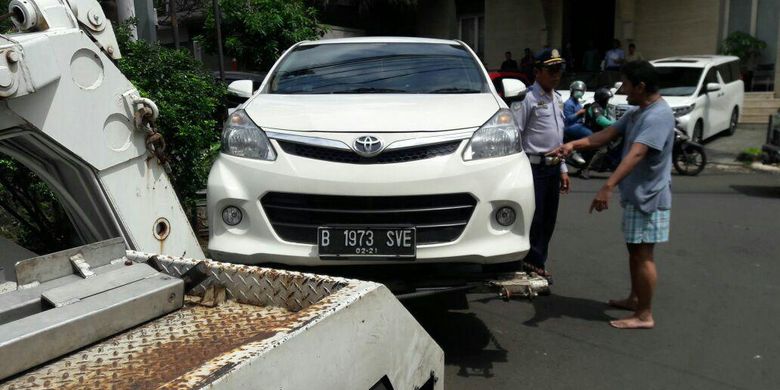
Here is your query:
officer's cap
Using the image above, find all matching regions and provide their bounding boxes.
[535,48,565,68]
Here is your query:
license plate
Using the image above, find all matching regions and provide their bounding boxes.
[318,226,416,259]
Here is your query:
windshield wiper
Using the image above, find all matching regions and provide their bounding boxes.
[334,87,408,94]
[428,88,481,94]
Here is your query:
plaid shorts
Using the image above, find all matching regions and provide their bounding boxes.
[622,204,670,244]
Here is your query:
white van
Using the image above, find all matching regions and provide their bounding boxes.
[612,55,744,142]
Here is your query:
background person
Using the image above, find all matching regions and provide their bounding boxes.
[626,43,644,62]
[604,39,625,71]
[501,51,518,71]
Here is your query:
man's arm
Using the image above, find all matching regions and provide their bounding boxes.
[562,125,621,153]
[590,142,648,213]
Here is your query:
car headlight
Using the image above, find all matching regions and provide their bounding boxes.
[672,104,695,117]
[463,109,522,161]
[221,109,276,160]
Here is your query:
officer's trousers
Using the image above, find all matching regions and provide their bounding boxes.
[524,163,561,269]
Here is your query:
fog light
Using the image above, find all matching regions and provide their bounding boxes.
[222,206,242,226]
[495,207,516,226]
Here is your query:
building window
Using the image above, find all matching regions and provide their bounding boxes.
[459,15,484,59]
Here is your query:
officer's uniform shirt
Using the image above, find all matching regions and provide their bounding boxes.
[511,82,568,173]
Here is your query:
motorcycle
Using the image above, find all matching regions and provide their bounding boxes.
[673,122,707,176]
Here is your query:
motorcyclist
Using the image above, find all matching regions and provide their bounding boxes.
[563,80,589,164]
[582,88,622,176]
[584,88,616,132]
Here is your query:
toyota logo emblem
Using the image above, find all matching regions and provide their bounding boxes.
[353,135,383,157]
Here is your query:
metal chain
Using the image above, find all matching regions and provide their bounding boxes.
[134,103,172,175]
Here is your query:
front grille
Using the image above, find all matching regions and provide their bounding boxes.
[262,192,477,245]
[278,140,462,164]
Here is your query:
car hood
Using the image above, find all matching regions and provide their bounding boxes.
[243,94,501,132]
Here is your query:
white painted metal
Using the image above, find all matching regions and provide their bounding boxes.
[1,248,444,389]
[0,0,203,258]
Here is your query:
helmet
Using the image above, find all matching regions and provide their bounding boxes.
[594,87,613,107]
[570,80,586,100]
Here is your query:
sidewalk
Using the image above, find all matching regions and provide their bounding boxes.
[704,124,765,166]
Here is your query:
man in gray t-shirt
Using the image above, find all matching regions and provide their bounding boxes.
[549,61,674,330]
[614,98,675,214]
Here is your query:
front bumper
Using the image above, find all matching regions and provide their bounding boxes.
[207,140,535,266]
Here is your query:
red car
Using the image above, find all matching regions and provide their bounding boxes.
[488,71,530,97]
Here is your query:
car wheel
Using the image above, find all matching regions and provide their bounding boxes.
[692,120,704,143]
[726,108,738,136]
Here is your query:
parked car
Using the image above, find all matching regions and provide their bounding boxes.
[610,55,743,142]
[207,37,534,276]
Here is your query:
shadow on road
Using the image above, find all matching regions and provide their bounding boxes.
[522,294,615,327]
[730,185,780,198]
[405,295,507,378]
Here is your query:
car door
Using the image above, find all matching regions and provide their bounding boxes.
[718,61,743,123]
[701,67,727,137]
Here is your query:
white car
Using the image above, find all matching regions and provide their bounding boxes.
[207,37,534,269]
[611,55,743,142]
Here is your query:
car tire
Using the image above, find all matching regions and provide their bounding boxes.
[693,120,704,143]
[726,108,738,136]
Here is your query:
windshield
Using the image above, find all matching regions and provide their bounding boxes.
[268,43,488,94]
[656,66,704,96]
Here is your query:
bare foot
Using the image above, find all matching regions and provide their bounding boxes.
[609,315,655,329]
[608,298,638,311]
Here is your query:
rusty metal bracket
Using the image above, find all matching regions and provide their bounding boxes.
[487,272,549,300]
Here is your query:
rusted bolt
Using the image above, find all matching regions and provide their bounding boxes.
[6,50,19,63]
[106,46,114,55]
[168,292,176,303]
[124,259,133,266]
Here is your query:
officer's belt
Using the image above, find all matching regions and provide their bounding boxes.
[527,154,561,166]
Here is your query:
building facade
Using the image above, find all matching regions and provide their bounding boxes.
[416,0,779,94]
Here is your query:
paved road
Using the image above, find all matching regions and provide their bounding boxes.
[406,171,780,390]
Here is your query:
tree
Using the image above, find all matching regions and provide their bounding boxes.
[720,31,767,71]
[115,21,227,206]
[200,0,327,71]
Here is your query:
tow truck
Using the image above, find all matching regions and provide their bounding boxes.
[0,0,547,387]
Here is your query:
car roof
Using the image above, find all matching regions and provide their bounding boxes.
[298,36,461,46]
[652,55,740,67]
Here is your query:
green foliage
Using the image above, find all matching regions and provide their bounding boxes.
[719,31,767,69]
[200,0,327,70]
[116,21,227,206]
[0,157,78,253]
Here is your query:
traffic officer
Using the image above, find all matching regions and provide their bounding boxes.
[511,48,570,283]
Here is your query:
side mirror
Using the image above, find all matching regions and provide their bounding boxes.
[613,81,623,94]
[502,78,527,104]
[227,80,254,98]
[706,82,721,93]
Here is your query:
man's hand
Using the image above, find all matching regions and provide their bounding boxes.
[589,184,613,213]
[547,142,574,159]
[576,108,586,116]
[560,173,570,194]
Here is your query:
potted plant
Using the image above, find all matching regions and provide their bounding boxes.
[719,31,767,89]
